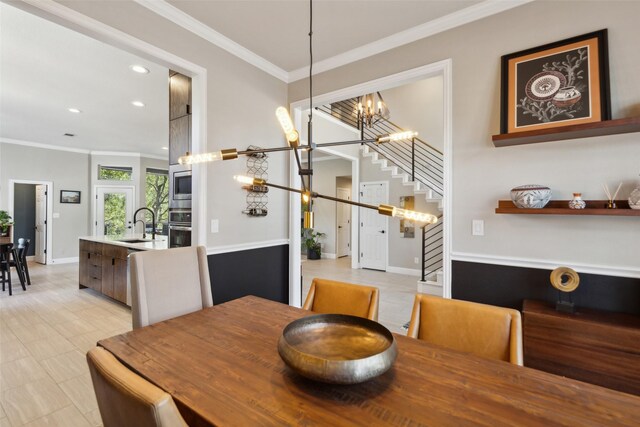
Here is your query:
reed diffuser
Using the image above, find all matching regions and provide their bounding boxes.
[603,182,622,209]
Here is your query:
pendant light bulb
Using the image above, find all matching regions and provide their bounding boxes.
[178,149,238,165]
[276,106,299,144]
[377,131,418,143]
[377,204,437,224]
[233,175,255,185]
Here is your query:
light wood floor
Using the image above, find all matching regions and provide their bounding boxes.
[0,258,416,426]
[302,257,418,334]
[0,262,131,427]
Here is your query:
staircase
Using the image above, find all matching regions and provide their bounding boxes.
[317,98,445,294]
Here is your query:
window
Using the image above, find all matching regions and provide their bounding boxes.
[146,168,169,235]
[98,165,133,181]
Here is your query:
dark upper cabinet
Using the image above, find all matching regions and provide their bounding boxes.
[169,72,191,120]
[170,115,191,164]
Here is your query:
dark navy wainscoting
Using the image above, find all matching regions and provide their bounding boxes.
[452,260,640,315]
[207,244,289,305]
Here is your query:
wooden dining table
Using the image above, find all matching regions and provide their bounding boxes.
[98,296,640,426]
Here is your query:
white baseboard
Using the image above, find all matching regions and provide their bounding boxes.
[52,257,79,264]
[451,251,640,279]
[207,239,289,255]
[321,253,337,259]
[387,266,421,277]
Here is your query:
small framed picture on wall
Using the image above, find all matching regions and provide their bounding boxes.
[500,29,610,134]
[60,190,81,204]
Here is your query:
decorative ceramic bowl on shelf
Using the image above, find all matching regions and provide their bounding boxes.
[629,187,640,210]
[510,185,552,209]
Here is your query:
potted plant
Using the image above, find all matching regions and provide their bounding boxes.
[0,210,14,237]
[303,228,325,260]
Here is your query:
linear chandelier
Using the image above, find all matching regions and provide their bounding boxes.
[178,0,438,229]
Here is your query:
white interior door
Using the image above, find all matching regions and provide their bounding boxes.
[359,182,388,271]
[34,184,47,264]
[95,187,134,236]
[336,187,351,258]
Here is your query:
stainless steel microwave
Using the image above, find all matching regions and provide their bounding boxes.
[169,164,192,209]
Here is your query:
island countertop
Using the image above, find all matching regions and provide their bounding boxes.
[79,234,169,251]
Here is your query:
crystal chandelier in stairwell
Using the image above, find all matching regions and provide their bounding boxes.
[177,0,437,228]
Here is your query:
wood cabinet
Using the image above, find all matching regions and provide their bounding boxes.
[169,71,192,165]
[523,299,640,395]
[169,72,191,120]
[169,115,191,164]
[79,239,128,305]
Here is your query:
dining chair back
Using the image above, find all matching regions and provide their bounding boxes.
[87,347,188,427]
[130,246,213,329]
[407,294,523,365]
[18,239,31,286]
[303,278,379,321]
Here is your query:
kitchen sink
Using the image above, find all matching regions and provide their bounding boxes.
[117,238,153,243]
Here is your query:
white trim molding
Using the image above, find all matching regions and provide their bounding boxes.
[321,253,337,260]
[133,0,288,82]
[207,239,289,255]
[387,266,421,277]
[451,252,640,280]
[52,257,79,264]
[1,138,168,160]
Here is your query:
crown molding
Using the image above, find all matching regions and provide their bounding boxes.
[0,137,90,154]
[133,0,289,82]
[287,0,535,81]
[0,138,168,160]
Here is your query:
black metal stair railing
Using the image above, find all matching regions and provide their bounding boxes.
[316,98,445,281]
[316,99,443,196]
[421,215,443,282]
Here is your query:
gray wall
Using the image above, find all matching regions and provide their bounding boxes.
[0,143,90,259]
[290,0,640,272]
[307,158,352,256]
[54,0,289,248]
[13,183,36,256]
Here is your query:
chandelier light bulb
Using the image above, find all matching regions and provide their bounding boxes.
[377,204,437,224]
[178,149,238,165]
[276,107,299,144]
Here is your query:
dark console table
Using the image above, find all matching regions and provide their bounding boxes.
[523,299,640,395]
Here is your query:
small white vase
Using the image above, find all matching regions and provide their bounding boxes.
[629,187,640,210]
[568,193,586,210]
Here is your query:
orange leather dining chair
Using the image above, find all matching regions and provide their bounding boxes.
[303,278,379,321]
[87,347,188,427]
[407,294,523,365]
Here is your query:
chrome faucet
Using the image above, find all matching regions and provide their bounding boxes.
[133,207,156,240]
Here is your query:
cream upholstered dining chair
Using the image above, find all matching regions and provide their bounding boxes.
[130,245,213,329]
[87,347,188,427]
[303,278,380,321]
[407,294,523,366]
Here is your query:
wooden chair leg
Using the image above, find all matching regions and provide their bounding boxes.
[23,261,31,286]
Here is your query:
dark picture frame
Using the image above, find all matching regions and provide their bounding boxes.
[500,29,610,134]
[60,190,81,204]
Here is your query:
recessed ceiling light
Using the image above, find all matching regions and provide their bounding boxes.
[132,101,145,108]
[68,108,81,113]
[130,65,150,74]
[161,147,168,150]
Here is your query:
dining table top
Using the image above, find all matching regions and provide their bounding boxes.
[98,296,640,426]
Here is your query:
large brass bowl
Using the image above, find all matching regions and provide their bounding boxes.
[278,314,397,384]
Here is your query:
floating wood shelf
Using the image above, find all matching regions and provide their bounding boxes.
[492,117,640,147]
[496,200,640,216]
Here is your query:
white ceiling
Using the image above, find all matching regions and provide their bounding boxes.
[0,3,169,157]
[0,0,528,154]
[165,0,482,72]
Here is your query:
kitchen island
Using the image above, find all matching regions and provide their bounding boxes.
[79,234,168,305]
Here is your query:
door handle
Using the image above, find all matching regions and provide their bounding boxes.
[379,230,385,234]
[338,226,342,229]
[127,226,132,229]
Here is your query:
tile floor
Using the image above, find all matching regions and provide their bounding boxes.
[0,262,131,427]
[302,256,418,334]
[0,257,417,426]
